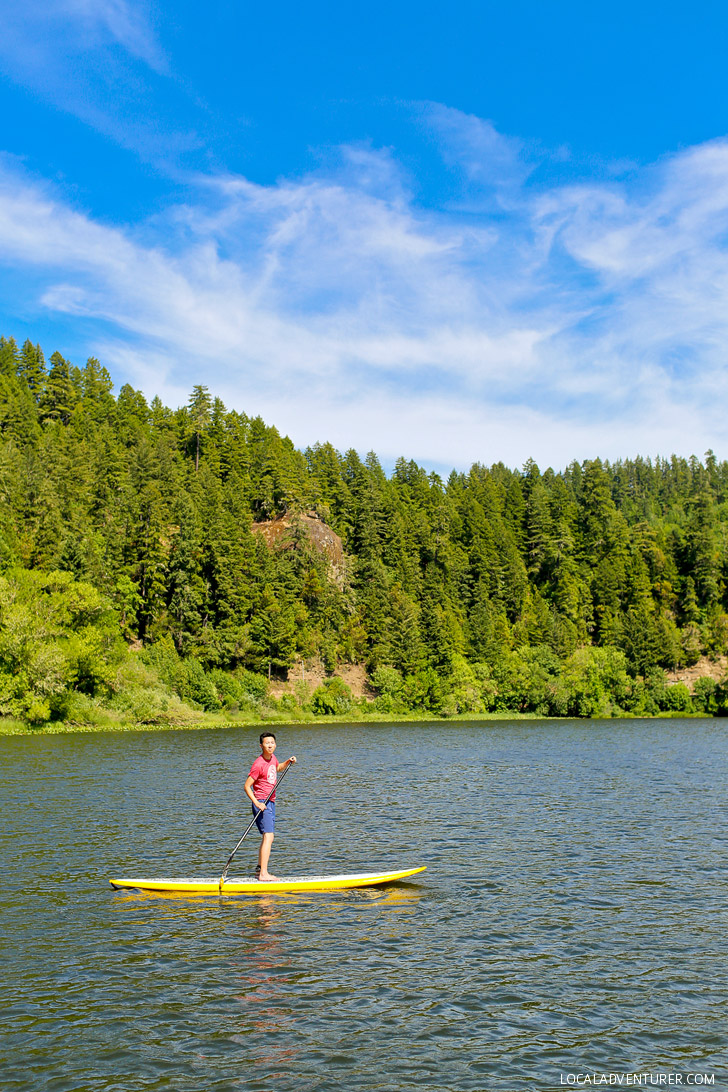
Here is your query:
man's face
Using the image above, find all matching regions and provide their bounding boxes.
[261,736,276,759]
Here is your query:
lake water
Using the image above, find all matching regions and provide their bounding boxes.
[1,719,726,1091]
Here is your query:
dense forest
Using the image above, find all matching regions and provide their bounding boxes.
[2,334,728,726]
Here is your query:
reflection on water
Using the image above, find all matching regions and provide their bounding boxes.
[1,719,727,1091]
[111,881,423,915]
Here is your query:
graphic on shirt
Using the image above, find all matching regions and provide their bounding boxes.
[267,765,277,784]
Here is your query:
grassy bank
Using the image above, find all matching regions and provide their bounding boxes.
[2,708,715,735]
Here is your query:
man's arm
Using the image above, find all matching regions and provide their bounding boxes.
[278,756,297,772]
[244,774,265,810]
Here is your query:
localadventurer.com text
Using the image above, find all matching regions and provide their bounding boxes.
[559,1075,715,1086]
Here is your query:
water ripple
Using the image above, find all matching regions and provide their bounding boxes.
[1,720,726,1091]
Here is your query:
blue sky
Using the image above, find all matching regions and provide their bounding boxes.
[1,0,728,471]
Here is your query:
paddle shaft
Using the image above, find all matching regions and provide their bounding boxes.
[219,761,293,888]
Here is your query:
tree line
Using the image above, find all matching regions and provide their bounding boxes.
[1,334,727,724]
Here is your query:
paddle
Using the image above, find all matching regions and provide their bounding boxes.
[218,761,294,893]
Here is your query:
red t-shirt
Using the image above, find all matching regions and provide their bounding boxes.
[249,754,279,801]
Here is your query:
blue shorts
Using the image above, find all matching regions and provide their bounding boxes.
[252,799,275,834]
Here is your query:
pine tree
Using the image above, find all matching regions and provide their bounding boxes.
[40,352,76,424]
[80,357,115,423]
[249,585,297,674]
[684,489,722,607]
[126,484,168,641]
[18,340,47,401]
[166,497,207,653]
[188,385,212,472]
[0,336,20,377]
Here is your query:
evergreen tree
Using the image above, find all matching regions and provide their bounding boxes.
[40,352,76,424]
[18,340,47,401]
[188,385,212,472]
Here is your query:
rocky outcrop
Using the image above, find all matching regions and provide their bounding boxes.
[666,655,727,691]
[251,511,345,568]
[268,661,372,700]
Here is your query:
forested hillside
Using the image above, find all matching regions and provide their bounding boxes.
[2,335,728,724]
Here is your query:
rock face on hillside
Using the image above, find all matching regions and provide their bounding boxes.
[251,511,345,568]
[666,655,727,690]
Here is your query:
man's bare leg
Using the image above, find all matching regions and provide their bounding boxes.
[257,832,277,881]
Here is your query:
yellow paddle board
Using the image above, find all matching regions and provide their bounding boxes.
[110,866,426,895]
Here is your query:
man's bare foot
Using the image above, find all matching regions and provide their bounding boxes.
[256,872,279,882]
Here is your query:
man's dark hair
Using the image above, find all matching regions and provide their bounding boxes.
[260,732,276,744]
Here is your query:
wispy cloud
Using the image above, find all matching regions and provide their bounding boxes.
[424,103,535,194]
[1,118,727,470]
[0,0,198,164]
[0,0,166,78]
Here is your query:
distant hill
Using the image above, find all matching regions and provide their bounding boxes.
[2,333,728,723]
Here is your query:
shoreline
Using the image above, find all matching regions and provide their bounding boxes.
[0,709,717,736]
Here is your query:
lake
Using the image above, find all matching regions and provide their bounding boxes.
[1,719,726,1091]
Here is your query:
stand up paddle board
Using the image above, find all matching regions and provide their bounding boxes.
[110,866,426,895]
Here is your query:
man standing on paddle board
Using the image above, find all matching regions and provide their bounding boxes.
[244,732,296,882]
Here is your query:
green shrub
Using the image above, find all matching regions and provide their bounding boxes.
[401,667,442,712]
[371,665,408,713]
[661,682,692,712]
[562,646,630,717]
[60,692,113,726]
[176,658,221,710]
[371,665,403,696]
[145,638,221,710]
[692,677,718,714]
[471,663,498,711]
[236,669,268,701]
[444,656,485,714]
[625,678,660,716]
[311,677,352,715]
[0,568,122,722]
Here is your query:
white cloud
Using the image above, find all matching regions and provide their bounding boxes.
[61,0,166,68]
[0,0,166,80]
[0,0,166,73]
[424,102,534,194]
[0,0,190,164]
[1,119,728,470]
